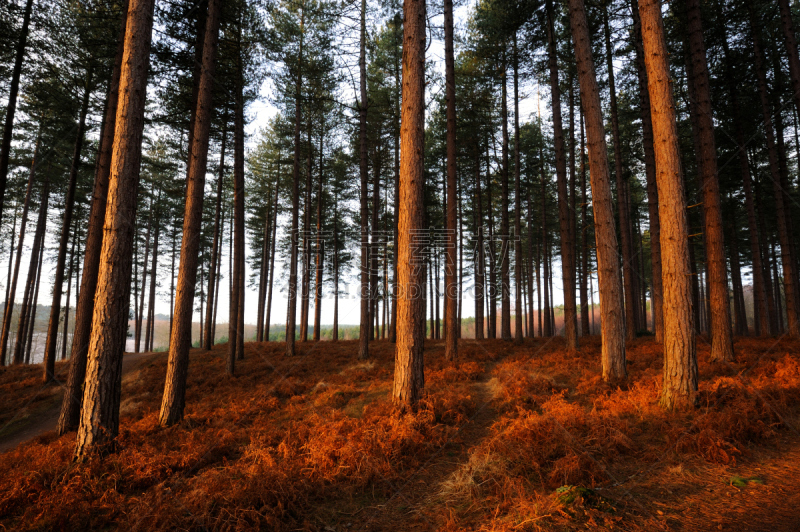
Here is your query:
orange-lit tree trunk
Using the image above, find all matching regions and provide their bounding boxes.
[639,0,697,409]
[393,0,426,408]
[547,0,577,350]
[683,0,734,360]
[568,0,626,380]
[444,0,458,358]
[57,3,127,433]
[74,0,155,460]
[631,0,663,342]
[159,0,221,425]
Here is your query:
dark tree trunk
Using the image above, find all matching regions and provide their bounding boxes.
[24,228,45,364]
[205,122,226,349]
[0,134,37,366]
[14,181,48,365]
[159,0,220,425]
[0,0,34,221]
[358,0,370,359]
[603,6,638,341]
[500,52,511,341]
[474,150,485,339]
[231,22,246,366]
[547,0,577,349]
[444,0,458,357]
[265,185,278,342]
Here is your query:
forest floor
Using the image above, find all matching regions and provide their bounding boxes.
[1,335,800,531]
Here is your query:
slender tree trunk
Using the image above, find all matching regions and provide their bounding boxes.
[135,210,151,353]
[300,128,312,343]
[579,109,590,335]
[681,0,734,361]
[499,52,512,341]
[444,0,458,357]
[265,185,278,342]
[24,231,44,364]
[286,7,304,357]
[159,0,220,425]
[232,22,246,365]
[0,0,34,220]
[14,181,48,365]
[389,17,401,345]
[205,122,226,349]
[44,66,93,380]
[749,10,800,337]
[313,151,323,341]
[256,186,271,342]
[474,150,485,339]
[0,134,37,366]
[547,0,577,349]
[393,0,426,407]
[486,150,497,338]
[568,0,627,380]
[145,192,160,352]
[3,206,18,330]
[639,0,698,409]
[358,0,370,359]
[602,6,638,341]
[62,231,77,360]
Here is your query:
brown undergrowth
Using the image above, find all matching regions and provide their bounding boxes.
[0,336,799,531]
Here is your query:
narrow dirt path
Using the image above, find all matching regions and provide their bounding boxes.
[356,354,503,531]
[0,351,157,453]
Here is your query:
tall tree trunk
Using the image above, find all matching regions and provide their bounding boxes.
[286,7,304,356]
[568,0,627,380]
[158,0,220,426]
[512,34,524,344]
[205,122,226,349]
[229,20,246,369]
[0,134,37,366]
[265,185,278,342]
[73,0,155,460]
[358,0,370,359]
[719,21,769,337]
[234,27,245,363]
[256,185,271,342]
[499,52,512,341]
[24,230,45,364]
[389,16,402,345]
[62,230,77,360]
[0,0,34,221]
[58,3,127,433]
[631,0,663,342]
[444,0,458,357]
[486,149,497,338]
[579,109,591,335]
[393,0,426,408]
[300,128,312,343]
[3,206,18,331]
[603,6,638,341]
[547,0,578,349]
[14,182,48,365]
[682,0,734,361]
[639,0,698,409]
[750,9,800,337]
[135,209,151,353]
[313,147,323,342]
[474,150,485,339]
[145,192,161,352]
[44,67,93,380]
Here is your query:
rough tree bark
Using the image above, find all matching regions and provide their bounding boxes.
[568,0,627,381]
[639,0,698,409]
[57,2,127,434]
[73,0,155,460]
[393,0,426,408]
